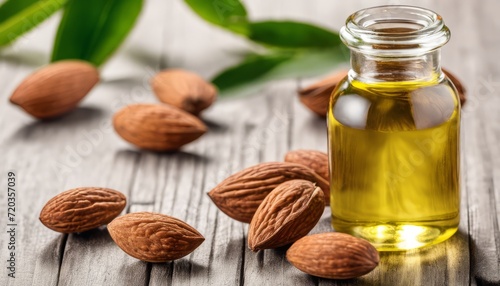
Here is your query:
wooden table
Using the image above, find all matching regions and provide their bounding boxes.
[1,0,499,285]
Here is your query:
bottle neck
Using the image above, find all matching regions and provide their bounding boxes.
[349,49,443,83]
[340,6,450,85]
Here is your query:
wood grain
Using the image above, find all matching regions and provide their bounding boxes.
[1,0,499,285]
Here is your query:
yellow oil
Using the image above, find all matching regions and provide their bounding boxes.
[328,76,460,251]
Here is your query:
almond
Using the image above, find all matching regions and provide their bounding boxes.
[287,232,379,279]
[442,68,466,106]
[108,212,205,262]
[248,180,324,251]
[10,60,99,119]
[113,103,207,151]
[208,162,330,223]
[299,70,347,117]
[151,69,217,115]
[284,149,329,181]
[39,187,126,233]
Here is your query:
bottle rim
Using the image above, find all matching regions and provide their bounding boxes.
[340,5,450,57]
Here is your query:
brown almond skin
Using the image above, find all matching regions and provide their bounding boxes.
[208,162,330,223]
[108,212,205,262]
[299,70,347,117]
[151,69,217,115]
[10,60,99,119]
[39,187,126,233]
[248,180,325,251]
[442,68,466,106]
[113,103,207,151]
[299,68,466,117]
[287,233,380,280]
[284,149,329,181]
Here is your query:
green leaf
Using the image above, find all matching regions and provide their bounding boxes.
[248,21,341,48]
[184,0,248,35]
[0,0,67,46]
[212,47,349,97]
[51,0,143,66]
[212,53,294,93]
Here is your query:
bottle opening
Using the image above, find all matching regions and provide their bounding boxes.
[340,5,450,57]
[368,23,425,33]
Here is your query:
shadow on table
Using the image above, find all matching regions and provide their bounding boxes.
[37,228,114,276]
[469,236,500,285]
[102,75,148,86]
[125,46,164,70]
[169,259,208,276]
[0,49,48,68]
[379,229,469,263]
[304,111,327,130]
[146,259,208,284]
[68,226,113,243]
[11,106,105,141]
[202,118,230,134]
[115,147,211,165]
[37,233,68,275]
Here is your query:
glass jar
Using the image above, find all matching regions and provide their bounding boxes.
[328,5,460,251]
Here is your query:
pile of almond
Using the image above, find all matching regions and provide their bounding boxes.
[40,155,379,280]
[40,187,204,262]
[10,60,217,151]
[208,149,380,279]
[113,69,217,151]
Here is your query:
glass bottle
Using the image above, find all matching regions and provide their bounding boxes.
[328,5,460,251]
